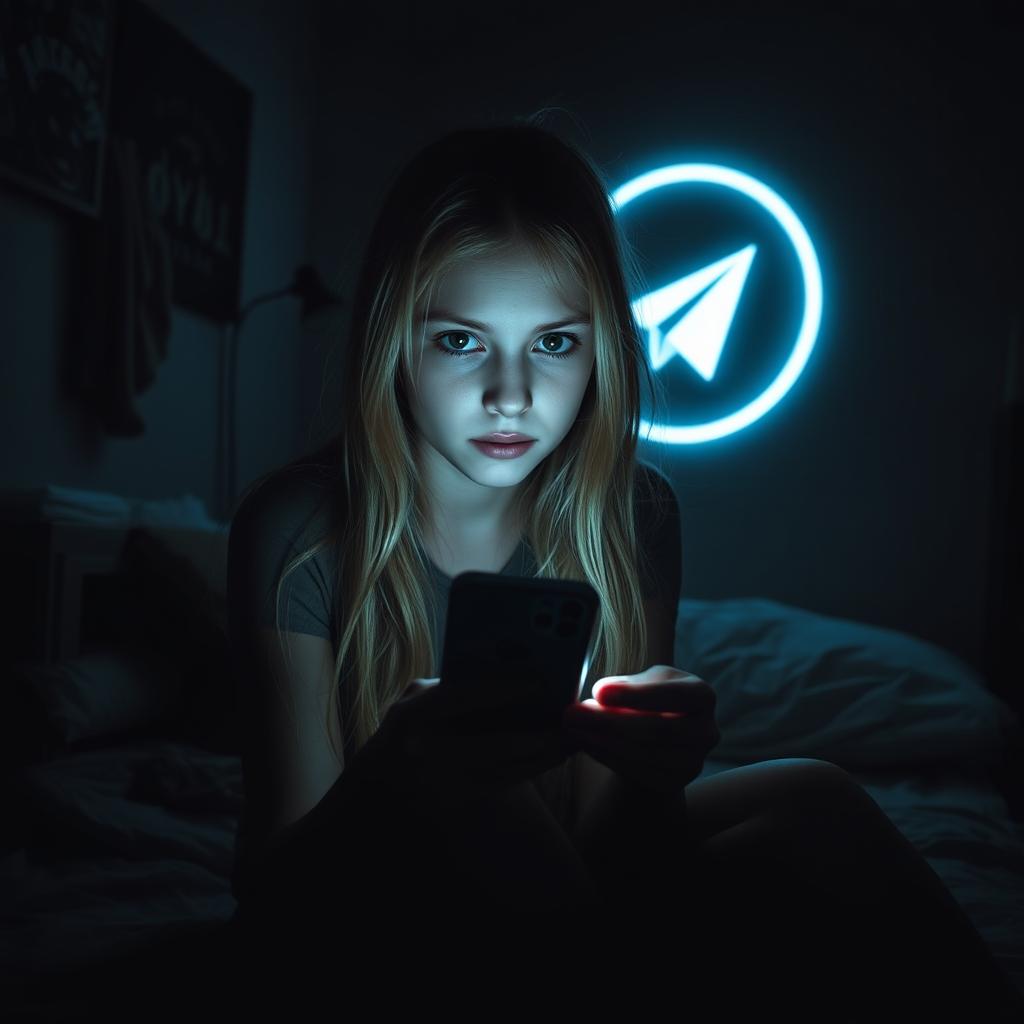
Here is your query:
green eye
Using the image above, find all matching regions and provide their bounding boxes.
[433,330,580,360]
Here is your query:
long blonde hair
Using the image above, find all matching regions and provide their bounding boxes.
[238,112,668,829]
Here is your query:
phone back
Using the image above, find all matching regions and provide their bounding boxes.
[439,572,600,732]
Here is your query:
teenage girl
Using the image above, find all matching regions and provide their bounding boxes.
[223,115,1024,1020]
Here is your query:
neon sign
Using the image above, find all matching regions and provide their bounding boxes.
[611,163,823,444]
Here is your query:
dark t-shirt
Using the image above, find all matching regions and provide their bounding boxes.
[228,455,682,669]
[226,452,681,903]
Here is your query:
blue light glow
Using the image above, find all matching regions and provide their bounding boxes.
[611,163,823,444]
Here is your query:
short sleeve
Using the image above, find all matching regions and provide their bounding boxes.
[226,465,337,644]
[634,462,682,606]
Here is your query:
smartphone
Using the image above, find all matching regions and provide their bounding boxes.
[438,571,600,734]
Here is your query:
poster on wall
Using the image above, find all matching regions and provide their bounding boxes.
[0,0,115,219]
[110,0,251,324]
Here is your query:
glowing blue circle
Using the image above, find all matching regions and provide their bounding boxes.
[611,163,823,443]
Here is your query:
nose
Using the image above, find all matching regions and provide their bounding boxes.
[483,357,533,415]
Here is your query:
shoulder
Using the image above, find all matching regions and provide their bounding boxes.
[634,461,679,519]
[231,454,341,555]
[227,452,344,635]
[632,461,682,604]
[227,454,343,599]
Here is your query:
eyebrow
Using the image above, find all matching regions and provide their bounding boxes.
[422,308,591,333]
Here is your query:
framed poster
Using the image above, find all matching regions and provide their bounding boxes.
[0,0,115,219]
[110,0,251,323]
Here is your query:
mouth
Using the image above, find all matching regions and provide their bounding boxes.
[472,433,536,443]
[470,437,537,458]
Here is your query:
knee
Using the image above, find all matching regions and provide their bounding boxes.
[762,757,872,817]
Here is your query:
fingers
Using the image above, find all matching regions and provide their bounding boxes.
[579,698,685,718]
[591,678,716,715]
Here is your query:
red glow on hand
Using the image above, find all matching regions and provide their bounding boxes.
[579,697,686,719]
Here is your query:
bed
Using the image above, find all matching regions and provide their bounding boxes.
[0,476,1022,1020]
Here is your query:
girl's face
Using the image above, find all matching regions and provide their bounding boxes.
[407,244,596,524]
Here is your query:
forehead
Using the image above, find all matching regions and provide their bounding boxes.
[431,247,588,311]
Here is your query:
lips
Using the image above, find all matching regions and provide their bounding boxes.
[470,438,536,459]
[473,433,535,443]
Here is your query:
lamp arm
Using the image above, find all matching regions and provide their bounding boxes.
[235,286,295,328]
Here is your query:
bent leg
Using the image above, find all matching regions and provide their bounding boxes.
[232,775,601,1000]
[409,779,600,917]
[367,778,604,990]
[569,758,1023,1020]
[691,759,1024,1017]
[620,757,1024,1021]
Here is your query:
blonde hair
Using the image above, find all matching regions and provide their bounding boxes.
[237,111,668,830]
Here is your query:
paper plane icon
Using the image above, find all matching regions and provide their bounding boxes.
[631,244,757,381]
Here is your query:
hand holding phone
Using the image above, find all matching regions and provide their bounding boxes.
[359,676,575,811]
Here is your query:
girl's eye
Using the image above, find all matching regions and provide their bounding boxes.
[433,331,580,361]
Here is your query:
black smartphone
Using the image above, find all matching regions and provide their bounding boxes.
[438,571,600,734]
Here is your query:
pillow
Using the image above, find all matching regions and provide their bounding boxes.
[8,645,184,750]
[674,597,1020,769]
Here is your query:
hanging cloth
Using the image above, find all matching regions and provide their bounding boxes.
[74,134,173,436]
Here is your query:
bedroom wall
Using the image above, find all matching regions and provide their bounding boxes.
[0,0,321,521]
[2,2,1019,692]
[302,2,1021,685]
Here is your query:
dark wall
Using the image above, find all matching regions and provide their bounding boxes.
[4,1,1019,684]
[305,2,1021,679]
[0,0,320,518]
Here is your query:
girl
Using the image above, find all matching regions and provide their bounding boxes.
[224,115,1023,1019]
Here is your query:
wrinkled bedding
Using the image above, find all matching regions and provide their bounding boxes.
[1,741,1021,1005]
[0,741,241,994]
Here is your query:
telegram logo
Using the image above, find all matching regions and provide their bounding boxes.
[611,163,823,444]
